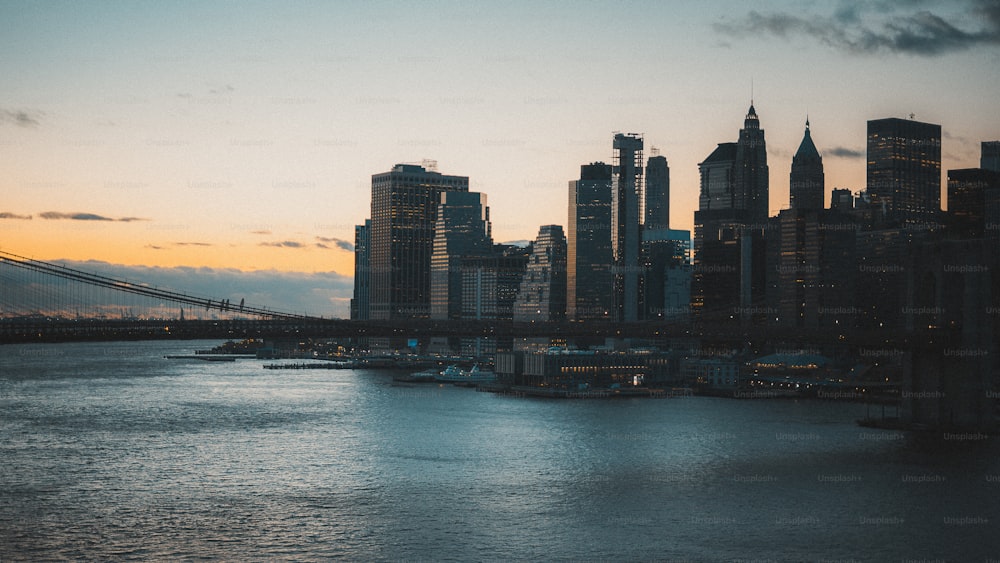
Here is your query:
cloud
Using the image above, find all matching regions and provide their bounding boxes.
[250,230,272,235]
[316,236,354,252]
[828,146,865,159]
[715,0,1000,56]
[0,212,32,220]
[173,242,213,247]
[260,240,306,248]
[39,211,149,222]
[1,108,42,127]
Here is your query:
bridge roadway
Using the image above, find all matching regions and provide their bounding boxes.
[0,316,929,349]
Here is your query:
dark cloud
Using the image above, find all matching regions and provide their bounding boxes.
[39,211,149,222]
[716,1,1000,56]
[316,236,354,252]
[828,146,865,159]
[145,245,165,250]
[1,108,42,127]
[0,212,32,220]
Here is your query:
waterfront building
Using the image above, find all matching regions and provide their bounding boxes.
[612,133,644,322]
[430,191,492,320]
[458,244,530,356]
[369,163,469,320]
[350,219,371,321]
[866,117,942,227]
[567,162,613,321]
[513,225,567,322]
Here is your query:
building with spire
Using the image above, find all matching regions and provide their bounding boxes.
[693,103,770,324]
[790,119,824,211]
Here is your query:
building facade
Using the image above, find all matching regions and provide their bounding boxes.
[430,191,492,320]
[567,162,613,321]
[612,133,644,322]
[866,117,941,227]
[350,219,371,320]
[513,225,567,322]
[369,163,468,320]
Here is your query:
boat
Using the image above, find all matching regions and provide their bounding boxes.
[393,368,440,383]
[434,364,497,385]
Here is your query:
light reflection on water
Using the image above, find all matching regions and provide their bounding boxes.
[1,341,998,561]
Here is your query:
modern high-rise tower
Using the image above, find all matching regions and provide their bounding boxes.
[369,163,469,320]
[982,141,1000,172]
[645,152,670,229]
[612,133,644,322]
[867,117,941,226]
[789,119,824,211]
[567,162,613,321]
[430,191,492,320]
[350,219,371,320]
[513,225,567,322]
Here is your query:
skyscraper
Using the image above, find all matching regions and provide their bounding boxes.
[693,104,770,323]
[645,153,670,229]
[867,117,942,226]
[369,163,469,320]
[430,191,492,320]
[734,104,769,221]
[982,141,1000,172]
[350,219,371,320]
[567,162,613,321]
[790,119,824,211]
[612,133,644,322]
[513,225,567,322]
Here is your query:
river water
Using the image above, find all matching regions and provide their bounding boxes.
[1,341,997,561]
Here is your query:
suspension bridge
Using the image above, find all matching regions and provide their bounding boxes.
[0,248,939,348]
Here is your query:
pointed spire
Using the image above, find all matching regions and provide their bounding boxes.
[794,117,820,161]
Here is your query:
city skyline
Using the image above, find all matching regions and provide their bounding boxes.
[2,1,999,318]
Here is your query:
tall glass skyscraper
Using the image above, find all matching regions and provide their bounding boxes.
[369,163,468,320]
[350,219,371,320]
[867,117,941,226]
[430,191,492,320]
[645,153,670,229]
[612,133,644,322]
[513,225,567,322]
[567,162,613,321]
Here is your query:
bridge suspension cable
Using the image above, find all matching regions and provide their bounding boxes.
[0,250,318,321]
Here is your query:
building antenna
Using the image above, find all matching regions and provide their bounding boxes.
[751,77,754,106]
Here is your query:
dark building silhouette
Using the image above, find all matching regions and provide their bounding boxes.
[948,168,1000,240]
[693,104,770,323]
[830,188,854,211]
[430,191,492,320]
[350,219,371,320]
[645,152,670,229]
[612,133,644,322]
[567,162,613,321]
[982,141,1000,172]
[642,228,691,321]
[459,244,531,356]
[789,120,824,211]
[514,225,567,322]
[369,163,469,320]
[867,117,942,227]
[770,120,857,328]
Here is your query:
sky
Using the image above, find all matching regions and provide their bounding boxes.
[2,0,999,318]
